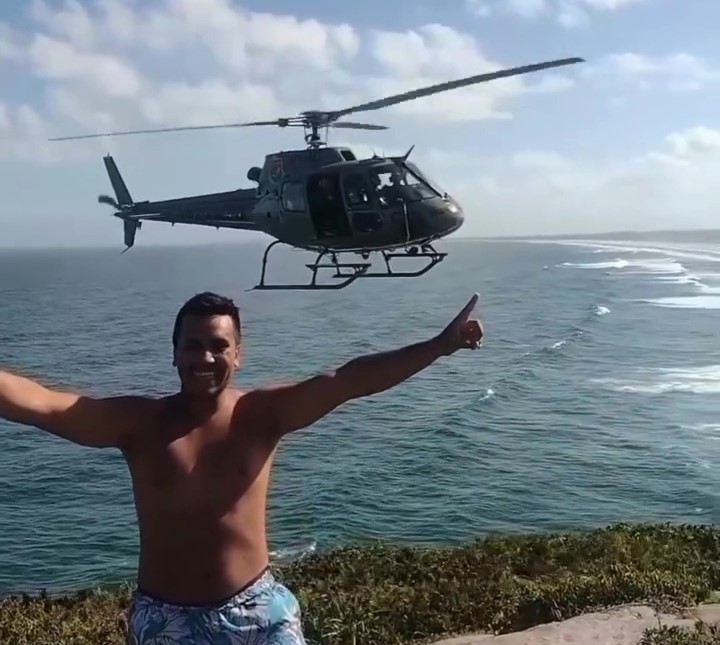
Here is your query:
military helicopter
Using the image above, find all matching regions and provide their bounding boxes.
[49,56,584,290]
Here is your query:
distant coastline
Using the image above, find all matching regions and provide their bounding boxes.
[3,228,720,252]
[480,228,720,243]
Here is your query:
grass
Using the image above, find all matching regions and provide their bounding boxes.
[1,522,719,645]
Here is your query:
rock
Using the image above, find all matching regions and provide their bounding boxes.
[429,603,720,645]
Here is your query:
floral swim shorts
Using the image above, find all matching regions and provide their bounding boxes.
[126,568,306,644]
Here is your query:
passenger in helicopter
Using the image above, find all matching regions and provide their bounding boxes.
[313,176,341,237]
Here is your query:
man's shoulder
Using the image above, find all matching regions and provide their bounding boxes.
[114,393,167,412]
[110,394,171,436]
[225,387,284,437]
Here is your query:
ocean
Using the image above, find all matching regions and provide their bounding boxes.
[0,234,718,596]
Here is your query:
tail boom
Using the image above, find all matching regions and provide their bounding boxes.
[99,154,260,251]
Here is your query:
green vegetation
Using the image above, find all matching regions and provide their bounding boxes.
[1,523,719,645]
[641,622,720,644]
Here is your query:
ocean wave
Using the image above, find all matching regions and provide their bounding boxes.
[592,365,720,395]
[558,256,685,275]
[560,259,630,270]
[594,305,610,316]
[269,539,317,563]
[540,304,609,353]
[552,239,720,311]
[684,423,720,436]
[542,239,720,264]
[644,295,720,310]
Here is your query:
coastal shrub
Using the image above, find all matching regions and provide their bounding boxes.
[640,621,720,644]
[1,522,719,645]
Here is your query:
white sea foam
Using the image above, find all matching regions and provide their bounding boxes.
[645,295,720,309]
[549,238,720,310]
[270,540,317,562]
[542,239,720,264]
[560,259,630,270]
[592,365,720,395]
[685,423,720,435]
[559,256,685,275]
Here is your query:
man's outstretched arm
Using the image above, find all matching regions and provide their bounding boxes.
[257,293,483,437]
[0,369,145,449]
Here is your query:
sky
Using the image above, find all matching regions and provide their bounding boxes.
[0,0,719,248]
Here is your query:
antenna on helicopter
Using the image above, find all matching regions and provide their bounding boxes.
[47,57,585,147]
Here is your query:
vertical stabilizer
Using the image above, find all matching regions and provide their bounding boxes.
[103,154,133,206]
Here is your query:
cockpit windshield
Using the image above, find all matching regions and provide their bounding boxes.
[366,162,439,206]
[404,162,445,197]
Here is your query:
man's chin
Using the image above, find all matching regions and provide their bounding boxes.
[181,381,225,398]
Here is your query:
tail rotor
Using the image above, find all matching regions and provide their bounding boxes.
[98,155,140,252]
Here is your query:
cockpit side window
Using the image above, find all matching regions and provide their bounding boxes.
[342,174,373,209]
[281,181,306,212]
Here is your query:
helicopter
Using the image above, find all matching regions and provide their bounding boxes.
[49,56,584,290]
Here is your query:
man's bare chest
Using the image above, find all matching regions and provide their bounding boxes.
[131,430,270,513]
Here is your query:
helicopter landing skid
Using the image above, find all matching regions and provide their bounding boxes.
[250,241,371,291]
[355,244,447,279]
[250,241,446,291]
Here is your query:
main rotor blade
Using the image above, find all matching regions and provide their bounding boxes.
[330,57,585,119]
[48,119,287,141]
[331,122,388,130]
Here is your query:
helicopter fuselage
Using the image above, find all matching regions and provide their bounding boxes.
[248,148,465,252]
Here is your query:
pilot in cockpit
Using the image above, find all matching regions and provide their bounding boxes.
[381,170,404,203]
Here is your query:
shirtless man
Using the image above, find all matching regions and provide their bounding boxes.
[0,290,483,644]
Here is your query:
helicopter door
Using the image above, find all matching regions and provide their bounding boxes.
[306,172,351,239]
[342,173,383,233]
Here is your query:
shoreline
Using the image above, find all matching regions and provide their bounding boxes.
[2,522,719,644]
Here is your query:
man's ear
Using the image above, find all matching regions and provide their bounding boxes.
[233,343,241,368]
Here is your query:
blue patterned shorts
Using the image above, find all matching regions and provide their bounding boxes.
[127,569,306,644]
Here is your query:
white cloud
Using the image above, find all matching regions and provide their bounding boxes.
[336,23,577,123]
[138,79,280,127]
[28,34,143,98]
[0,0,580,161]
[589,52,720,92]
[467,0,649,26]
[419,125,720,235]
[0,23,23,60]
[30,0,98,49]
[465,0,493,17]
[0,100,60,163]
[576,0,644,9]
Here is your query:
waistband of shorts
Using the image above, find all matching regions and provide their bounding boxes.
[134,565,272,609]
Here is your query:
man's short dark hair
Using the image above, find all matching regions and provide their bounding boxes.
[172,292,242,348]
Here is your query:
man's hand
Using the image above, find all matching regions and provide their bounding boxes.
[436,293,483,355]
